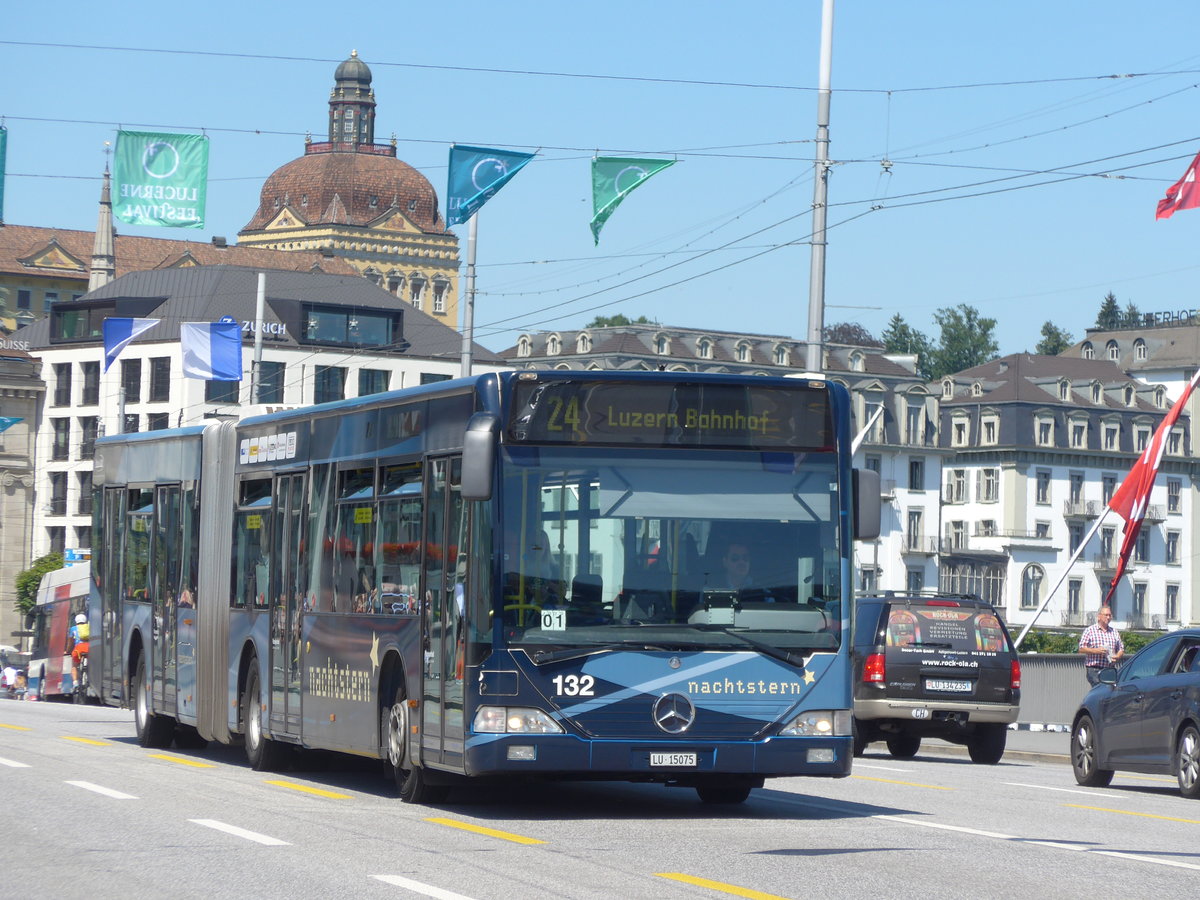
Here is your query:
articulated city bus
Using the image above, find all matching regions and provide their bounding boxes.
[28,563,93,702]
[92,370,879,803]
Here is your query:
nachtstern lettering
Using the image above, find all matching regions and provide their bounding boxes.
[308,658,372,702]
[686,678,804,695]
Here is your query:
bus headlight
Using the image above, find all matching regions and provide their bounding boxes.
[780,709,851,737]
[473,706,564,734]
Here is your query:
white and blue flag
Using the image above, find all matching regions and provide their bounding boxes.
[181,321,242,380]
[446,144,535,226]
[102,317,161,372]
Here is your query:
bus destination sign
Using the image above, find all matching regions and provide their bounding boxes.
[508,379,833,449]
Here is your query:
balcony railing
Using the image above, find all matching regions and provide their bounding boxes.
[1063,500,1102,519]
[1142,504,1166,523]
[1060,610,1094,627]
[900,535,939,555]
[1093,553,1118,573]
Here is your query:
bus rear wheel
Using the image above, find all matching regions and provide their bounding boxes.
[134,655,174,749]
[242,665,290,772]
[384,687,447,804]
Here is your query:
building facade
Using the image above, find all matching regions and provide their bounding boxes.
[0,348,43,648]
[17,265,505,561]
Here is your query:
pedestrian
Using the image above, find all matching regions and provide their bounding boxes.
[1079,605,1125,686]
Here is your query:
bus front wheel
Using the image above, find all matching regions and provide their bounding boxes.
[384,687,447,804]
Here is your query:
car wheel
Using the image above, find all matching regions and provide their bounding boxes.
[1071,715,1114,787]
[967,723,1007,765]
[1177,724,1200,800]
[852,719,868,758]
[886,734,920,759]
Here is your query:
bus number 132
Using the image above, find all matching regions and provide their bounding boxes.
[552,674,595,697]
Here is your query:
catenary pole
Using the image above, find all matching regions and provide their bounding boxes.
[804,0,834,373]
[251,272,265,404]
[459,212,479,377]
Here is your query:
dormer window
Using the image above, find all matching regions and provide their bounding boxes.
[736,342,750,363]
[942,379,954,399]
[775,345,790,366]
[1134,339,1147,361]
[1107,340,1120,362]
[1092,382,1102,404]
[547,334,561,356]
[1124,386,1135,406]
[697,338,713,360]
[971,382,983,398]
[1082,342,1094,359]
[849,350,864,372]
[1059,380,1070,401]
[1155,386,1166,408]
[576,333,592,354]
[517,336,531,358]
[655,334,669,355]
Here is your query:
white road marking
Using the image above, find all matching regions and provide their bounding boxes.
[189,819,290,846]
[66,780,137,800]
[1095,850,1200,871]
[373,874,481,899]
[1005,781,1117,798]
[853,763,913,773]
[0,756,31,768]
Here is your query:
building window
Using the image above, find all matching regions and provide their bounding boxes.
[906,509,923,550]
[1101,527,1115,558]
[75,525,91,550]
[1102,473,1117,504]
[1068,579,1083,616]
[49,471,67,516]
[1103,424,1119,450]
[947,521,967,549]
[942,379,953,399]
[43,291,59,312]
[409,277,425,310]
[420,372,452,385]
[1124,386,1135,406]
[149,357,171,402]
[121,359,142,404]
[1132,583,1147,620]
[81,361,100,406]
[1037,418,1053,446]
[909,458,925,491]
[1134,339,1147,360]
[1168,479,1182,513]
[655,335,669,355]
[978,520,996,537]
[1069,522,1083,552]
[517,336,531,358]
[952,419,968,447]
[52,418,70,461]
[982,418,997,445]
[906,568,924,593]
[259,361,284,404]
[1035,470,1051,505]
[577,333,592,354]
[359,369,390,396]
[1059,380,1070,401]
[1168,429,1182,455]
[1167,584,1180,622]
[697,339,713,360]
[860,567,879,594]
[1021,564,1045,610]
[1106,340,1119,362]
[76,471,93,516]
[1167,531,1180,565]
[1070,421,1086,448]
[78,417,98,460]
[205,380,239,404]
[1082,342,1094,359]
[906,405,922,444]
[1091,382,1102,403]
[864,454,881,474]
[314,366,346,404]
[432,280,447,315]
[53,363,72,406]
[1035,521,1050,539]
[946,469,967,504]
[1068,471,1084,504]
[547,335,561,356]
[146,412,169,431]
[979,468,999,503]
[17,289,32,310]
[1155,386,1166,409]
[47,526,65,555]
[123,414,139,433]
[1134,426,1150,451]
[1135,530,1149,563]
[736,343,749,363]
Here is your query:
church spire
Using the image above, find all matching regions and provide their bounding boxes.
[88,163,116,292]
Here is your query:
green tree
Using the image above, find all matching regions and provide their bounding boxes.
[824,322,883,347]
[1034,321,1073,356]
[1121,301,1143,329]
[880,313,934,379]
[15,552,63,617]
[927,304,1000,380]
[585,314,652,328]
[1095,292,1122,330]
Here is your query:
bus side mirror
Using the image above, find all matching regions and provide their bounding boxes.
[853,468,881,541]
[462,413,499,501]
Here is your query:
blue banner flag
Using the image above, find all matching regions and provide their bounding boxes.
[446,144,535,226]
[0,417,22,434]
[181,321,242,380]
[103,317,161,372]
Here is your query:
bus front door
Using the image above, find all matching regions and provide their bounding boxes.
[421,457,467,771]
[270,473,305,734]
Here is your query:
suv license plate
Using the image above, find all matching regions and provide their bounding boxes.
[926,679,972,693]
[650,752,697,767]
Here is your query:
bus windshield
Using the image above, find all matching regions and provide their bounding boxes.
[498,445,843,657]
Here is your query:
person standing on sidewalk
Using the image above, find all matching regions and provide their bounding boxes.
[1079,605,1125,686]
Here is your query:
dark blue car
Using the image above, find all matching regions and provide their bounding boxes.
[1071,628,1200,798]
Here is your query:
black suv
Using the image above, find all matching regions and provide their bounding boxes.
[852,592,1021,764]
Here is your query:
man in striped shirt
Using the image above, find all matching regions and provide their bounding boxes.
[1079,606,1125,685]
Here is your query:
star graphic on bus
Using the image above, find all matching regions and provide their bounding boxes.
[803,670,815,685]
[369,632,380,676]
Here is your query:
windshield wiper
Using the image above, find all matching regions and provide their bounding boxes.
[528,642,668,665]
[683,625,808,667]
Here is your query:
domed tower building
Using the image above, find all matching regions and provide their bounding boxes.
[238,51,460,326]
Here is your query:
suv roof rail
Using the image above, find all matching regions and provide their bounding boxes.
[868,590,992,609]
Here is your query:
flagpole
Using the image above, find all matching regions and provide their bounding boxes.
[1013,510,1109,649]
[250,272,265,404]
[459,211,478,378]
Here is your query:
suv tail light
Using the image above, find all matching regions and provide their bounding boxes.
[1010,657,1021,690]
[863,652,885,683]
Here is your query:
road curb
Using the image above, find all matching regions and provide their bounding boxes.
[919,741,1070,766]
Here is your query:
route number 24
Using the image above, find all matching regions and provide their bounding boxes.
[551,674,595,697]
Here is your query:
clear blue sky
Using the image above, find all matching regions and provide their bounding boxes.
[4,1,1200,357]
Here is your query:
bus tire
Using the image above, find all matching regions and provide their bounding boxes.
[242,665,290,772]
[134,655,174,749]
[384,686,447,804]
[695,778,753,804]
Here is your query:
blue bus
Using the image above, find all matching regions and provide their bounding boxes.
[92,370,879,804]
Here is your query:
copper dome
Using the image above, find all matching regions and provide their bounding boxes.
[240,151,447,234]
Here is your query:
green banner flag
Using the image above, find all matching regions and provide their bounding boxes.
[113,130,209,228]
[590,157,676,244]
[0,125,7,223]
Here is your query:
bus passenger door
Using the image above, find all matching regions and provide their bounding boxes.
[421,457,467,770]
[153,485,182,711]
[270,473,305,734]
[98,488,127,703]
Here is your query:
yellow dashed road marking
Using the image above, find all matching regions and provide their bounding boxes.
[265,779,352,799]
[425,817,546,845]
[60,736,112,746]
[150,754,216,768]
[1067,803,1200,825]
[656,873,793,899]
[852,774,954,790]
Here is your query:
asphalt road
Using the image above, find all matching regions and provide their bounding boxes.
[3,699,1197,900]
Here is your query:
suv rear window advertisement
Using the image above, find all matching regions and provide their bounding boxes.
[885,608,1009,655]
